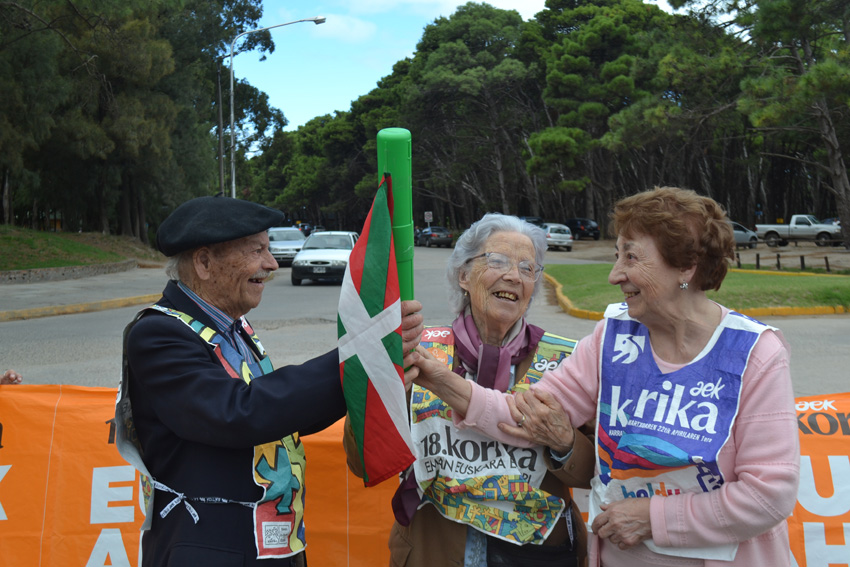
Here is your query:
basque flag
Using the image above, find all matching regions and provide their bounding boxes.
[338,175,416,487]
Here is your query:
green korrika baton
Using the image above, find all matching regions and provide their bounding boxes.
[378,127,415,301]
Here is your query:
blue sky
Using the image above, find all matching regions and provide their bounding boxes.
[235,1,672,131]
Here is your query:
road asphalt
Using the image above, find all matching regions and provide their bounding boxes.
[1,254,849,397]
[1,247,848,321]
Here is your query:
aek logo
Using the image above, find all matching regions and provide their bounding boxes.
[423,329,451,341]
[796,399,836,412]
[533,357,562,373]
[612,333,645,364]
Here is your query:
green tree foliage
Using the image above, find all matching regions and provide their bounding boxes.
[401,2,546,227]
[0,0,280,240]
[3,0,848,249]
[530,0,679,222]
[672,0,850,245]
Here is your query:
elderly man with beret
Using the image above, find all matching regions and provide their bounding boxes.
[115,196,423,567]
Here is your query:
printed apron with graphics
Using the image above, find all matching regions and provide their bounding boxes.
[115,305,307,560]
[592,303,775,560]
[411,327,576,544]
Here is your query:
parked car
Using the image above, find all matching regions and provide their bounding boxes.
[518,216,545,228]
[417,226,453,247]
[268,227,306,266]
[756,214,843,247]
[565,218,601,240]
[543,223,573,251]
[730,221,758,249]
[291,231,359,286]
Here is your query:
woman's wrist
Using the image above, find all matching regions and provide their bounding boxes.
[550,425,575,455]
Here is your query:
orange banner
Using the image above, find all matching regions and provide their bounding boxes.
[788,392,850,566]
[0,385,396,567]
[1,385,847,566]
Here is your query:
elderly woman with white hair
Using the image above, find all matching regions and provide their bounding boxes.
[345,213,595,567]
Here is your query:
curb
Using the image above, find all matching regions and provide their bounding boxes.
[543,273,848,320]
[0,295,162,322]
[0,267,275,322]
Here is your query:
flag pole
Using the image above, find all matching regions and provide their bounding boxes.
[377,128,414,300]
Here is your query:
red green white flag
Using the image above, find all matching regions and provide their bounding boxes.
[338,175,416,487]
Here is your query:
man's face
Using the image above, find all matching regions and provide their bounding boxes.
[203,232,277,319]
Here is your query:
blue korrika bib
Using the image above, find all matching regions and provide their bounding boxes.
[590,303,776,561]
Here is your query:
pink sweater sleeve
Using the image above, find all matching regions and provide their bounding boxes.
[650,329,801,549]
[455,321,606,441]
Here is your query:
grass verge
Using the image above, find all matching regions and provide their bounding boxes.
[545,263,850,313]
[0,225,163,271]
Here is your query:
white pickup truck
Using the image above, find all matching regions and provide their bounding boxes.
[756,214,844,247]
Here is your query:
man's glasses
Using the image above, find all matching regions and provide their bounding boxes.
[468,252,543,282]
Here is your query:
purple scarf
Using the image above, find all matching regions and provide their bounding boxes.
[451,311,545,392]
[391,312,545,526]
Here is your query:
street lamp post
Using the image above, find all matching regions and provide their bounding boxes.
[229,16,326,199]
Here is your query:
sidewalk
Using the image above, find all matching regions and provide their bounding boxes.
[0,264,168,322]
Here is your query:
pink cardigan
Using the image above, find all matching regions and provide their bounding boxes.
[456,307,800,567]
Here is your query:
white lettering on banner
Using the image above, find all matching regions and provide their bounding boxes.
[85,528,131,567]
[0,464,10,520]
[423,329,450,341]
[609,382,719,433]
[91,466,136,524]
[797,400,837,412]
[798,455,850,516]
[612,334,645,364]
[801,522,850,567]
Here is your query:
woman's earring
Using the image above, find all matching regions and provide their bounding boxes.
[463,290,469,297]
[680,281,689,290]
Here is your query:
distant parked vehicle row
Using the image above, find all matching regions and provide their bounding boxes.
[268,227,306,266]
[416,226,454,247]
[730,221,759,249]
[542,223,573,251]
[564,218,601,240]
[291,231,359,286]
[518,216,599,242]
[517,216,545,228]
[756,214,843,247]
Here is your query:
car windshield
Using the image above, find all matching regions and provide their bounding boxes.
[428,227,447,234]
[303,234,352,250]
[269,230,305,242]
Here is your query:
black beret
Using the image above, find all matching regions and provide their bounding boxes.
[156,196,285,256]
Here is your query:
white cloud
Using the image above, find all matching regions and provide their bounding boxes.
[311,13,378,43]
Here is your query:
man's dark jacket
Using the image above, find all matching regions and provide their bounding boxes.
[124,280,345,566]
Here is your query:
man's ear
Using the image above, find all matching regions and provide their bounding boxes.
[193,247,213,281]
